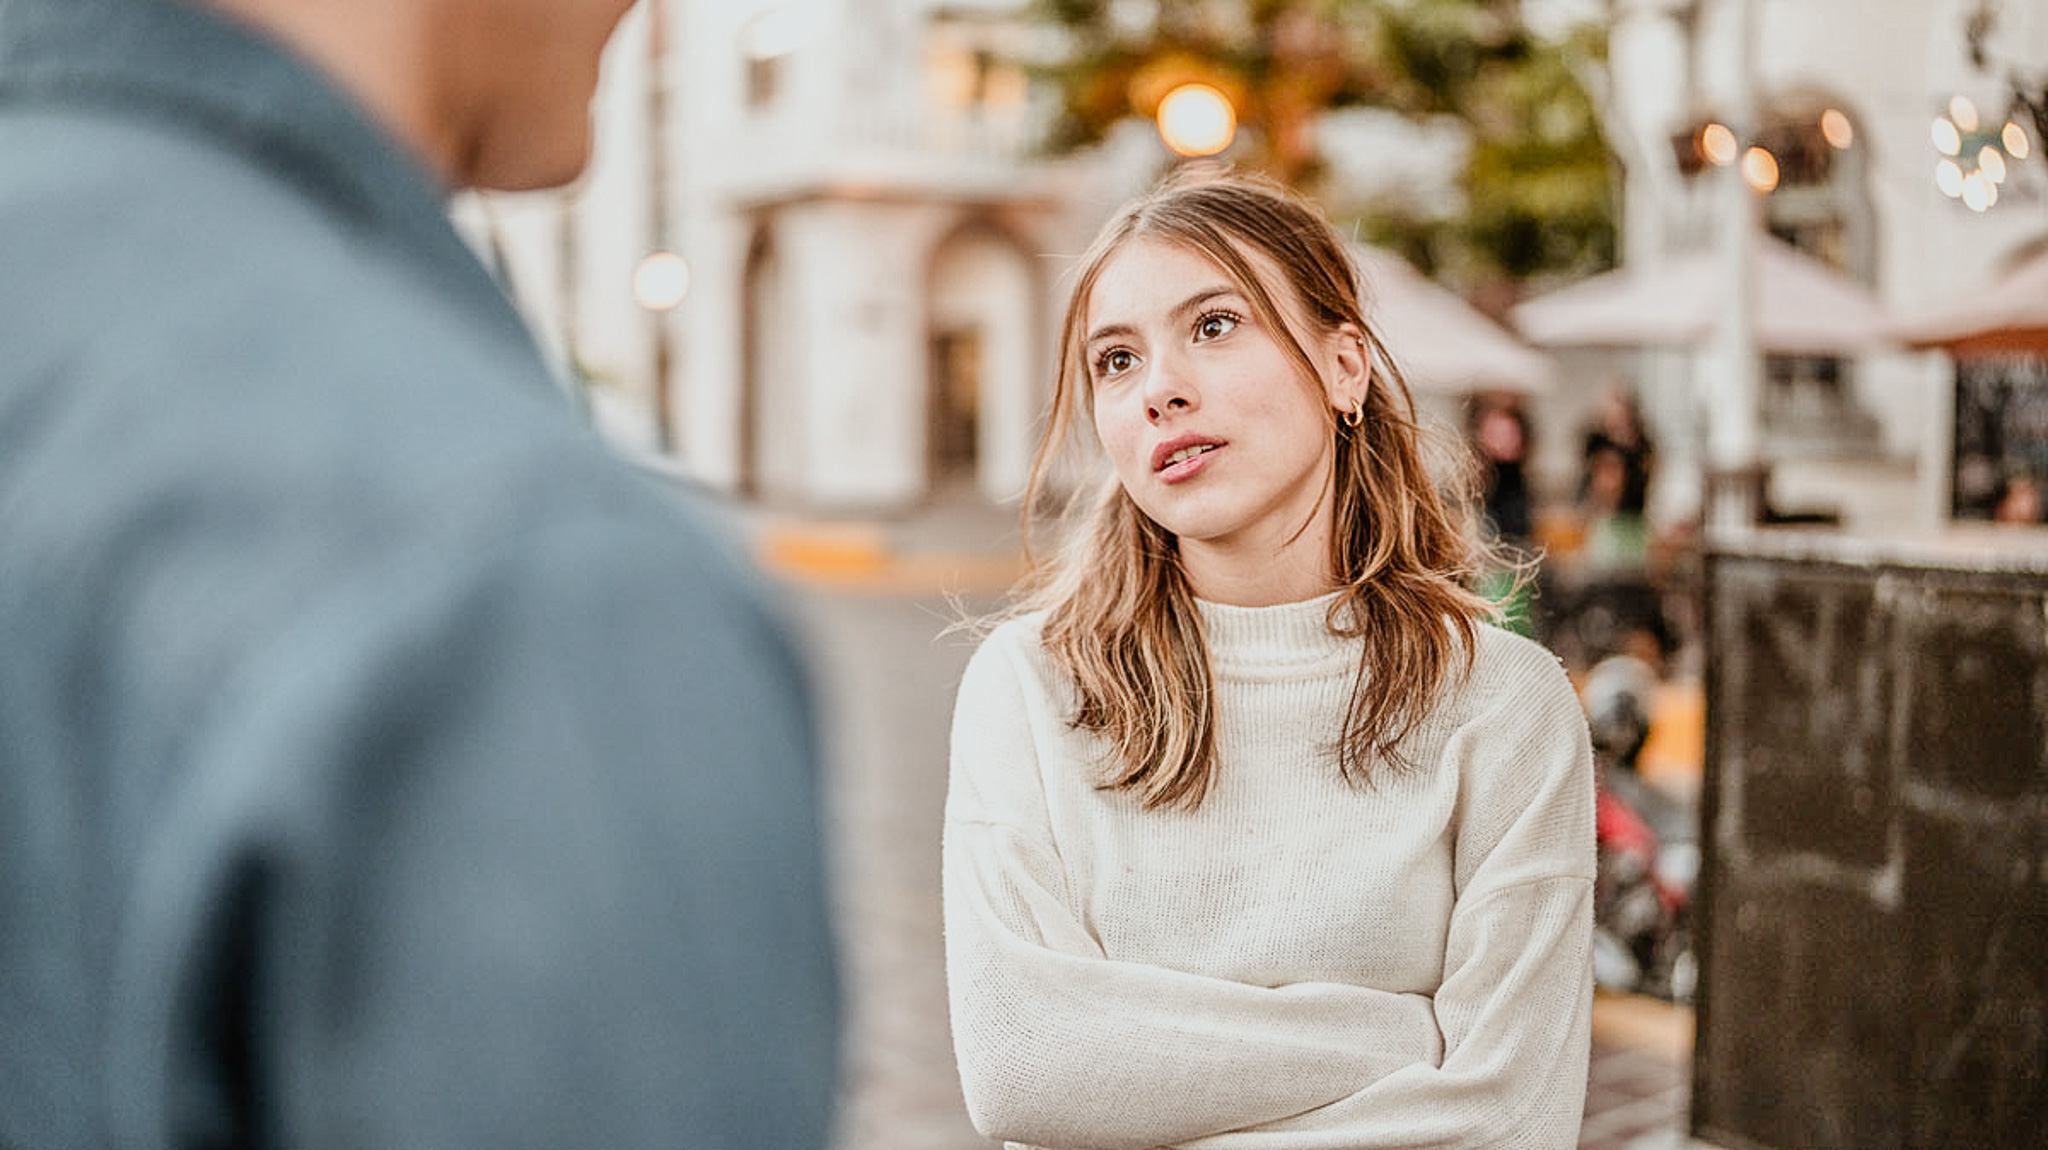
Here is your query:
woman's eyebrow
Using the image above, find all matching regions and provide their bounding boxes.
[1085,285,1240,347]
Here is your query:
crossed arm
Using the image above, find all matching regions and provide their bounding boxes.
[941,637,1595,1150]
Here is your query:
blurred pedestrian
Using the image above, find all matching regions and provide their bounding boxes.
[1469,392,1537,549]
[942,169,1594,1149]
[1993,472,2045,524]
[0,2,838,1149]
[1468,392,1539,636]
[1579,382,1656,574]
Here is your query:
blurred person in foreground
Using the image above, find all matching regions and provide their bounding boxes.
[0,1,838,1148]
[942,169,1594,1149]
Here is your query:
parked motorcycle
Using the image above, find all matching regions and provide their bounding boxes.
[1582,652,1696,1002]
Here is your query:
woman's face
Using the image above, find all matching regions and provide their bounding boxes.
[1082,237,1366,595]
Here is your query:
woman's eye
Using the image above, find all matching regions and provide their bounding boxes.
[1195,312,1239,341]
[1096,348,1137,376]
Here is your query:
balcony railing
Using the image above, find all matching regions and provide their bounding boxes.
[712,98,1045,203]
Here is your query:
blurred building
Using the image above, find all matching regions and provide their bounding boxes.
[456,0,1131,514]
[1551,0,2048,532]
[454,0,2048,528]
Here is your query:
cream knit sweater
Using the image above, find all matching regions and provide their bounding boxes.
[942,593,1596,1149]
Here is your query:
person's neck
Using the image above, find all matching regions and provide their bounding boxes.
[196,0,449,186]
[1179,529,1338,607]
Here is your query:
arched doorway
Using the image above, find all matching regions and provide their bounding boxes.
[924,221,1039,501]
[928,327,982,481]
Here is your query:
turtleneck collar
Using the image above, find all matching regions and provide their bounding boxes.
[1194,591,1357,680]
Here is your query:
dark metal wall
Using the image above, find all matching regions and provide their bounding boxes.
[1697,542,2048,1149]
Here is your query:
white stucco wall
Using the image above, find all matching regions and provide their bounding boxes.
[464,0,2048,526]
[1591,0,2048,532]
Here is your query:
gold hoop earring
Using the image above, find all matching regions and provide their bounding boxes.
[1343,399,1364,429]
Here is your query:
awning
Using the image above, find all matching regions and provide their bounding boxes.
[1352,244,1556,396]
[1508,233,1895,356]
[1892,237,2048,358]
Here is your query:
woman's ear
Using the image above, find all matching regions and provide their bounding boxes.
[1326,322,1372,416]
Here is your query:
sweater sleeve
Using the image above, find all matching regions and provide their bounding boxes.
[942,630,1446,1150]
[1173,636,1597,1150]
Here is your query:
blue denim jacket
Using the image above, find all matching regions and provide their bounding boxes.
[0,4,840,1148]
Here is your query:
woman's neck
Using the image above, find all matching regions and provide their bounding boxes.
[1178,514,1339,607]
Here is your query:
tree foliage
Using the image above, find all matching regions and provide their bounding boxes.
[1028,0,1617,286]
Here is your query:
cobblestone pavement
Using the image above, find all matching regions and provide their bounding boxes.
[765,500,1703,1150]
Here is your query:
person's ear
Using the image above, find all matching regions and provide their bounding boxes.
[1326,322,1372,417]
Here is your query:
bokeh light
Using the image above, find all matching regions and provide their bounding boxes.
[1932,117,1962,156]
[1935,157,1965,197]
[1699,122,1739,166]
[1156,83,1237,157]
[2003,120,2031,160]
[1948,94,1979,133]
[633,252,691,312]
[1741,146,1779,193]
[1978,145,2007,184]
[1960,171,1997,212]
[1820,108,1854,149]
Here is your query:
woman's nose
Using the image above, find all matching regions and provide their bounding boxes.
[1142,357,1196,422]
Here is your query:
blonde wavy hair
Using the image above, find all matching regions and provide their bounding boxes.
[1016,167,1507,810]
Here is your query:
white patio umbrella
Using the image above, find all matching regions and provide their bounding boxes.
[1351,243,1556,396]
[1893,238,2048,357]
[1507,233,1895,356]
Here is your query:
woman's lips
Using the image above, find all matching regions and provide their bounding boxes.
[1154,439,1222,483]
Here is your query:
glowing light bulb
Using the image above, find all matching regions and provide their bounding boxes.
[1741,146,1780,192]
[1980,146,2007,184]
[1936,158,1965,197]
[1820,108,1854,149]
[1961,172,1995,212]
[1700,122,1738,166]
[634,252,691,312]
[1949,95,1980,133]
[1932,117,1962,156]
[1156,83,1237,157]
[2003,121,2031,160]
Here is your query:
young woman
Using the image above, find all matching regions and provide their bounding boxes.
[942,169,1596,1149]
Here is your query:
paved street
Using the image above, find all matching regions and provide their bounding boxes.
[783,581,1002,1150]
[764,505,1699,1150]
